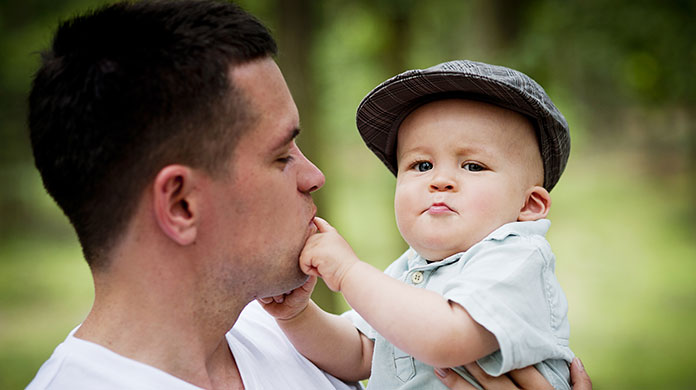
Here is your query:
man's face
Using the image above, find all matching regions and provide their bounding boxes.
[394,99,542,261]
[202,58,324,299]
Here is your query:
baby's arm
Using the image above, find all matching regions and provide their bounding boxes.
[258,277,373,381]
[302,217,499,368]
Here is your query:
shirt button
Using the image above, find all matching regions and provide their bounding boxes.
[411,271,424,284]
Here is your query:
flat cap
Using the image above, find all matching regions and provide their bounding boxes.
[356,60,570,191]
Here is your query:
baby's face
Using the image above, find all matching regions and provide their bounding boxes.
[394,99,543,261]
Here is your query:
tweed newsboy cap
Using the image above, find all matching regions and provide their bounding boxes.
[356,59,570,191]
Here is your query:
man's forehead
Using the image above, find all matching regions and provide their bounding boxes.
[227,57,300,152]
[228,57,287,105]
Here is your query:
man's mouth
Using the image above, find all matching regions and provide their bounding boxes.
[308,207,318,233]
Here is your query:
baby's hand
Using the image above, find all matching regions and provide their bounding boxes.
[258,276,317,321]
[300,217,360,292]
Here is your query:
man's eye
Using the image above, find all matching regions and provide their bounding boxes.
[277,155,294,164]
[416,161,433,172]
[462,162,484,172]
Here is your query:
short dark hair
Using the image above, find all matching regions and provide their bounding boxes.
[28,0,277,269]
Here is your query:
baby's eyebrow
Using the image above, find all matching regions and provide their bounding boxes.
[454,144,495,156]
[398,145,430,158]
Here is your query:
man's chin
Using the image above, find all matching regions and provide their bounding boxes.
[267,268,308,297]
[289,270,310,290]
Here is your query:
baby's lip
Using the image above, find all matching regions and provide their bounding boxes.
[425,202,456,214]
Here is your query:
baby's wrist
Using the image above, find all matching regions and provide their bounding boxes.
[336,257,362,292]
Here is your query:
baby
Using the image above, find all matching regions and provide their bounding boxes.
[260,60,574,389]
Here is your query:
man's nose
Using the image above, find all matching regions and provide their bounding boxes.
[296,148,325,193]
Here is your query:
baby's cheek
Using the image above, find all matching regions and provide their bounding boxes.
[468,195,517,235]
[393,194,416,228]
[394,211,414,244]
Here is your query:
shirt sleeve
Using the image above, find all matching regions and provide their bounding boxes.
[341,309,376,340]
[441,236,571,375]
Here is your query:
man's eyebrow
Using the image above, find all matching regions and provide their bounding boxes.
[272,127,300,151]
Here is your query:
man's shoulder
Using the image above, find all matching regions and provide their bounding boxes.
[26,332,199,390]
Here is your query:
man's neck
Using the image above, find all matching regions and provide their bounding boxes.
[75,261,248,389]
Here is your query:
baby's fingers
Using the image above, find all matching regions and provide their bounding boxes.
[299,256,321,277]
[299,242,322,275]
[312,216,335,233]
[299,275,318,293]
[258,294,286,304]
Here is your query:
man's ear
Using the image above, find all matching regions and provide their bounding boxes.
[518,186,551,221]
[153,165,199,245]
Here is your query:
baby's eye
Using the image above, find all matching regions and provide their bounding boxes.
[415,161,433,172]
[462,162,485,172]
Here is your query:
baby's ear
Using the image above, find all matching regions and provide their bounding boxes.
[518,186,551,221]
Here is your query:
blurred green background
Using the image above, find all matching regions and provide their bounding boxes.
[1,0,695,388]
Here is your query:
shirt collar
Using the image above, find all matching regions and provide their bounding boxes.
[405,247,467,270]
[484,219,550,241]
[406,219,551,269]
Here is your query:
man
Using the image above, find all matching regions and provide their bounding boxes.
[27,1,342,388]
[26,1,591,389]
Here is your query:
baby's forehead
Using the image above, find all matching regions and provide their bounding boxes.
[396,99,538,150]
